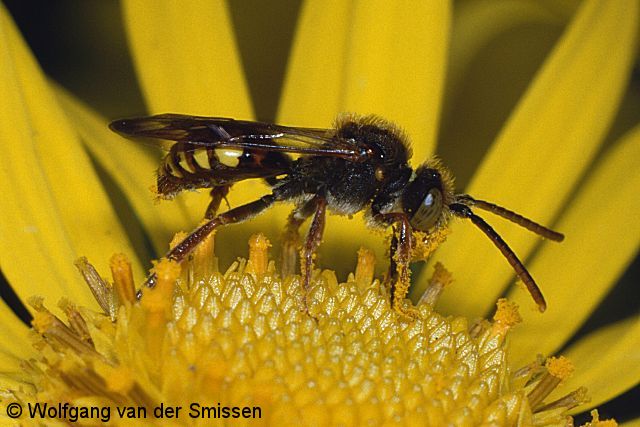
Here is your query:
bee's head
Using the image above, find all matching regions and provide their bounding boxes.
[401,160,455,232]
[400,159,564,314]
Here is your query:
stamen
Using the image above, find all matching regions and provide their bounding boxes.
[246,233,271,277]
[527,356,575,410]
[110,253,136,306]
[546,356,575,381]
[94,363,134,394]
[418,262,453,306]
[75,257,113,316]
[58,299,92,345]
[139,258,181,359]
[492,298,522,333]
[536,386,589,412]
[513,356,545,386]
[355,247,375,286]
[13,233,603,425]
[142,258,180,315]
[581,410,618,427]
[30,306,96,356]
[191,229,217,280]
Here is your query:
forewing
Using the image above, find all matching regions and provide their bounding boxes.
[110,114,362,159]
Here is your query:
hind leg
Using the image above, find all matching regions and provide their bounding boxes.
[141,194,276,294]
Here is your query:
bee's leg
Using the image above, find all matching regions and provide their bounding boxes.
[374,213,417,318]
[281,198,320,277]
[204,185,231,219]
[141,194,276,294]
[299,196,327,311]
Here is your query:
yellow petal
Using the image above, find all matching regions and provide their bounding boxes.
[444,0,561,119]
[0,5,140,309]
[538,0,582,19]
[0,353,23,383]
[280,0,449,158]
[622,418,640,427]
[508,125,640,364]
[559,315,640,412]
[121,0,252,118]
[439,1,564,187]
[54,86,201,257]
[279,0,450,271]
[420,0,638,316]
[0,299,32,360]
[121,1,278,265]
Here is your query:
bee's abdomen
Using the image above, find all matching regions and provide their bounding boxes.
[157,144,240,197]
[165,144,246,177]
[157,143,290,198]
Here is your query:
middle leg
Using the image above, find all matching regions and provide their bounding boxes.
[204,185,231,219]
[299,196,327,311]
[281,197,322,277]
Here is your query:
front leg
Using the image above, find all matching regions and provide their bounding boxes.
[374,212,417,318]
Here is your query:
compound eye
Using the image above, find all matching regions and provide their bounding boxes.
[409,188,443,231]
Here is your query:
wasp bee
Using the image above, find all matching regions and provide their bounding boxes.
[110,113,563,313]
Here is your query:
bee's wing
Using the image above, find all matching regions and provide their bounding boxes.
[110,114,364,160]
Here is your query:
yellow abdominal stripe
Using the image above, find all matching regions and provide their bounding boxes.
[176,151,195,173]
[214,147,243,167]
[192,149,211,169]
[164,147,244,179]
[165,157,183,178]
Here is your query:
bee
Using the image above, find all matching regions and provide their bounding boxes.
[110,113,563,313]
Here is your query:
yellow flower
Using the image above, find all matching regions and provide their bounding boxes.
[4,230,600,426]
[0,0,638,425]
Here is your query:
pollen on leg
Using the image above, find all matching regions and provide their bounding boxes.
[411,227,450,261]
[395,300,420,320]
[299,247,318,278]
[391,252,418,319]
